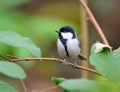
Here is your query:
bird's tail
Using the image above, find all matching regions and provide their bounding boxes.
[78,53,88,61]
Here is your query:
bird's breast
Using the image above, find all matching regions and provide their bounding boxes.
[67,39,81,58]
[57,39,66,58]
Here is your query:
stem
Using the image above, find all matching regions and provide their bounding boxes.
[20,79,27,92]
[79,0,89,78]
[40,85,59,92]
[9,57,102,76]
[79,0,109,45]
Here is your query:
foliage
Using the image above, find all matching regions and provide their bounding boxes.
[0,30,120,92]
[0,31,41,57]
[0,61,26,79]
[0,0,79,91]
[53,78,101,92]
[90,43,120,84]
[0,81,17,92]
[0,0,119,91]
[0,31,41,91]
[53,42,120,92]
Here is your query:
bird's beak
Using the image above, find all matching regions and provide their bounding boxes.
[55,30,59,33]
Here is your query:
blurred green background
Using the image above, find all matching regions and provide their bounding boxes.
[0,0,120,91]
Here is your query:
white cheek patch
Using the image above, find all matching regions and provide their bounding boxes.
[61,32,73,39]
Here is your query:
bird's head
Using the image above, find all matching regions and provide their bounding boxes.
[56,26,76,39]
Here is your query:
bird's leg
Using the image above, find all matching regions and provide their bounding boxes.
[73,59,77,68]
[63,58,67,65]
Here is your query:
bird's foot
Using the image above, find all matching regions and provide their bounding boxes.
[63,59,67,65]
[73,60,77,68]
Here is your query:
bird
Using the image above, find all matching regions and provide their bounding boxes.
[55,26,87,67]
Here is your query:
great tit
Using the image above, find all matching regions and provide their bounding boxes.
[56,26,87,67]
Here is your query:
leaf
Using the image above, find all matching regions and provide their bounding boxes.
[0,31,41,57]
[0,81,17,92]
[59,78,100,92]
[0,61,26,79]
[94,42,112,53]
[90,43,120,84]
[95,76,119,92]
[52,77,66,85]
[114,47,120,55]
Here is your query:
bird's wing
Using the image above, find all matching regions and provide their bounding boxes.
[76,37,81,48]
[76,37,88,60]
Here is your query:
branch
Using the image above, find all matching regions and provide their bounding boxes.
[40,85,59,92]
[5,55,102,76]
[79,0,109,45]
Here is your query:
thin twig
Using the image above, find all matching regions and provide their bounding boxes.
[6,54,19,59]
[79,0,109,45]
[40,85,59,92]
[0,54,13,61]
[8,56,102,76]
[20,79,27,92]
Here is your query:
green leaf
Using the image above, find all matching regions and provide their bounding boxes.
[59,78,100,92]
[0,31,41,57]
[52,77,66,85]
[0,81,17,92]
[90,43,120,84]
[0,61,26,79]
[95,76,119,92]
[114,47,120,55]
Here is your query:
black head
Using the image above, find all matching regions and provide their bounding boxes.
[55,26,77,39]
[59,26,75,33]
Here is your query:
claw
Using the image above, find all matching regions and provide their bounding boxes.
[63,58,67,65]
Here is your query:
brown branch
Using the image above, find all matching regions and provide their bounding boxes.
[79,0,109,45]
[6,56,102,76]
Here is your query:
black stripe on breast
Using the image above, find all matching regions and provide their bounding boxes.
[58,33,69,57]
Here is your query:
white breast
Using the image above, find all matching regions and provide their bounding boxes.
[57,39,66,58]
[57,37,81,59]
[67,38,81,58]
